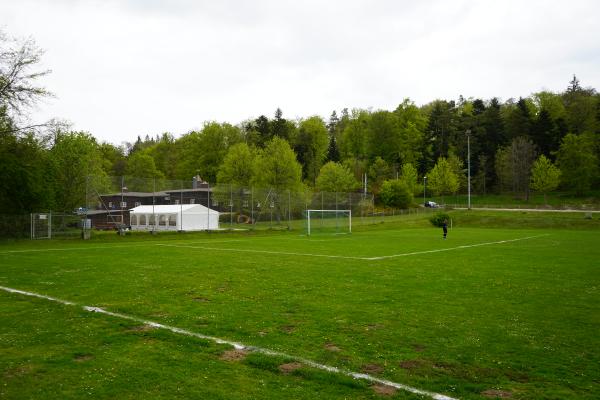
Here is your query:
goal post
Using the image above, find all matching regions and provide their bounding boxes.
[306,209,351,236]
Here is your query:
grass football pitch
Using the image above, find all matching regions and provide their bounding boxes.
[1,222,599,399]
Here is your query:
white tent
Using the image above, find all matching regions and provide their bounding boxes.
[129,204,219,231]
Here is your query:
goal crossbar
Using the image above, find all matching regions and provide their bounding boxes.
[306,209,352,236]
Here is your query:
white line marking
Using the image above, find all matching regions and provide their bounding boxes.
[157,235,549,261]
[155,243,367,260]
[0,240,248,255]
[0,234,548,262]
[0,285,457,400]
[365,235,549,260]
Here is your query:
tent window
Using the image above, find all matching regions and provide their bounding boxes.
[159,215,167,226]
[169,215,177,226]
[149,214,156,226]
[139,214,146,225]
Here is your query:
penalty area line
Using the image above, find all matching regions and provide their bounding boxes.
[155,243,367,260]
[0,285,456,400]
[366,234,550,260]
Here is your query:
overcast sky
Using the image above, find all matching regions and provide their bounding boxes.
[1,0,599,145]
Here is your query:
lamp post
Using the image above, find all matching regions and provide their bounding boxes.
[423,176,427,205]
[466,129,471,210]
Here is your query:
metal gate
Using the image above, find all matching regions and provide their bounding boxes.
[30,212,84,239]
[31,212,51,239]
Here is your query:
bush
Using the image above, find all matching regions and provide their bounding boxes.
[379,180,413,209]
[429,212,451,227]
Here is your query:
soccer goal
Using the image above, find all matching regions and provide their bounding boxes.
[306,209,351,236]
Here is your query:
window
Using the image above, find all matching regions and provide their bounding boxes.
[189,198,195,204]
[121,201,127,208]
[159,215,167,226]
[174,199,180,205]
[135,201,141,207]
[140,215,146,225]
[169,215,177,226]
[212,199,219,207]
[108,202,113,208]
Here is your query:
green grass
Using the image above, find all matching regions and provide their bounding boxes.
[429,190,600,209]
[1,214,599,399]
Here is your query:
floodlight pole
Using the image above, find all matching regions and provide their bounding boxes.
[466,129,471,210]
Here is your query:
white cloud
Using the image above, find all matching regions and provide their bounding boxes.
[1,0,599,144]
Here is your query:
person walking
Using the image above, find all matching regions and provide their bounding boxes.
[442,219,448,239]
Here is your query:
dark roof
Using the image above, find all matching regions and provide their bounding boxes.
[101,191,168,197]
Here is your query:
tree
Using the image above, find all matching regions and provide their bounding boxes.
[50,131,109,211]
[368,110,401,164]
[253,137,302,192]
[394,99,428,170]
[271,108,294,141]
[326,134,340,162]
[503,97,533,140]
[379,180,413,209]
[494,137,537,199]
[530,155,561,204]
[315,162,358,193]
[427,157,459,203]
[339,109,370,162]
[217,142,256,187]
[556,133,598,195]
[367,156,391,195]
[424,100,458,163]
[0,30,51,131]
[0,122,54,213]
[531,109,559,157]
[399,163,419,195]
[294,116,329,185]
[176,122,242,183]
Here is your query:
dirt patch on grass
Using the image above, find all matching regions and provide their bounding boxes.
[399,359,425,369]
[126,324,156,332]
[371,384,397,396]
[192,296,210,303]
[412,343,426,352]
[366,323,383,331]
[3,364,34,378]
[258,330,268,337]
[280,324,296,333]
[361,363,384,375]
[73,354,94,362]
[324,342,341,352]
[278,362,303,374]
[481,389,513,398]
[219,349,248,362]
[505,370,530,383]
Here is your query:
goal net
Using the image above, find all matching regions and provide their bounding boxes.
[306,209,351,236]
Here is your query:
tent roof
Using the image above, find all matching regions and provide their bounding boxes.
[130,204,218,214]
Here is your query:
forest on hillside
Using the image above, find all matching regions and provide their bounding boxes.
[1,31,599,214]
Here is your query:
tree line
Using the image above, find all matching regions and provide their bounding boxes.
[1,30,599,214]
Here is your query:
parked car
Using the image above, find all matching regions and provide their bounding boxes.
[424,201,439,208]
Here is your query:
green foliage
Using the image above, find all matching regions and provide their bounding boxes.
[217,142,256,187]
[399,162,419,195]
[556,133,599,195]
[294,116,329,185]
[531,155,561,203]
[367,156,391,195]
[429,211,450,227]
[315,161,358,193]
[252,137,302,192]
[50,131,108,211]
[427,157,459,201]
[379,179,413,209]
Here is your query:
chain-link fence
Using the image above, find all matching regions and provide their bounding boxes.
[0,175,441,239]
